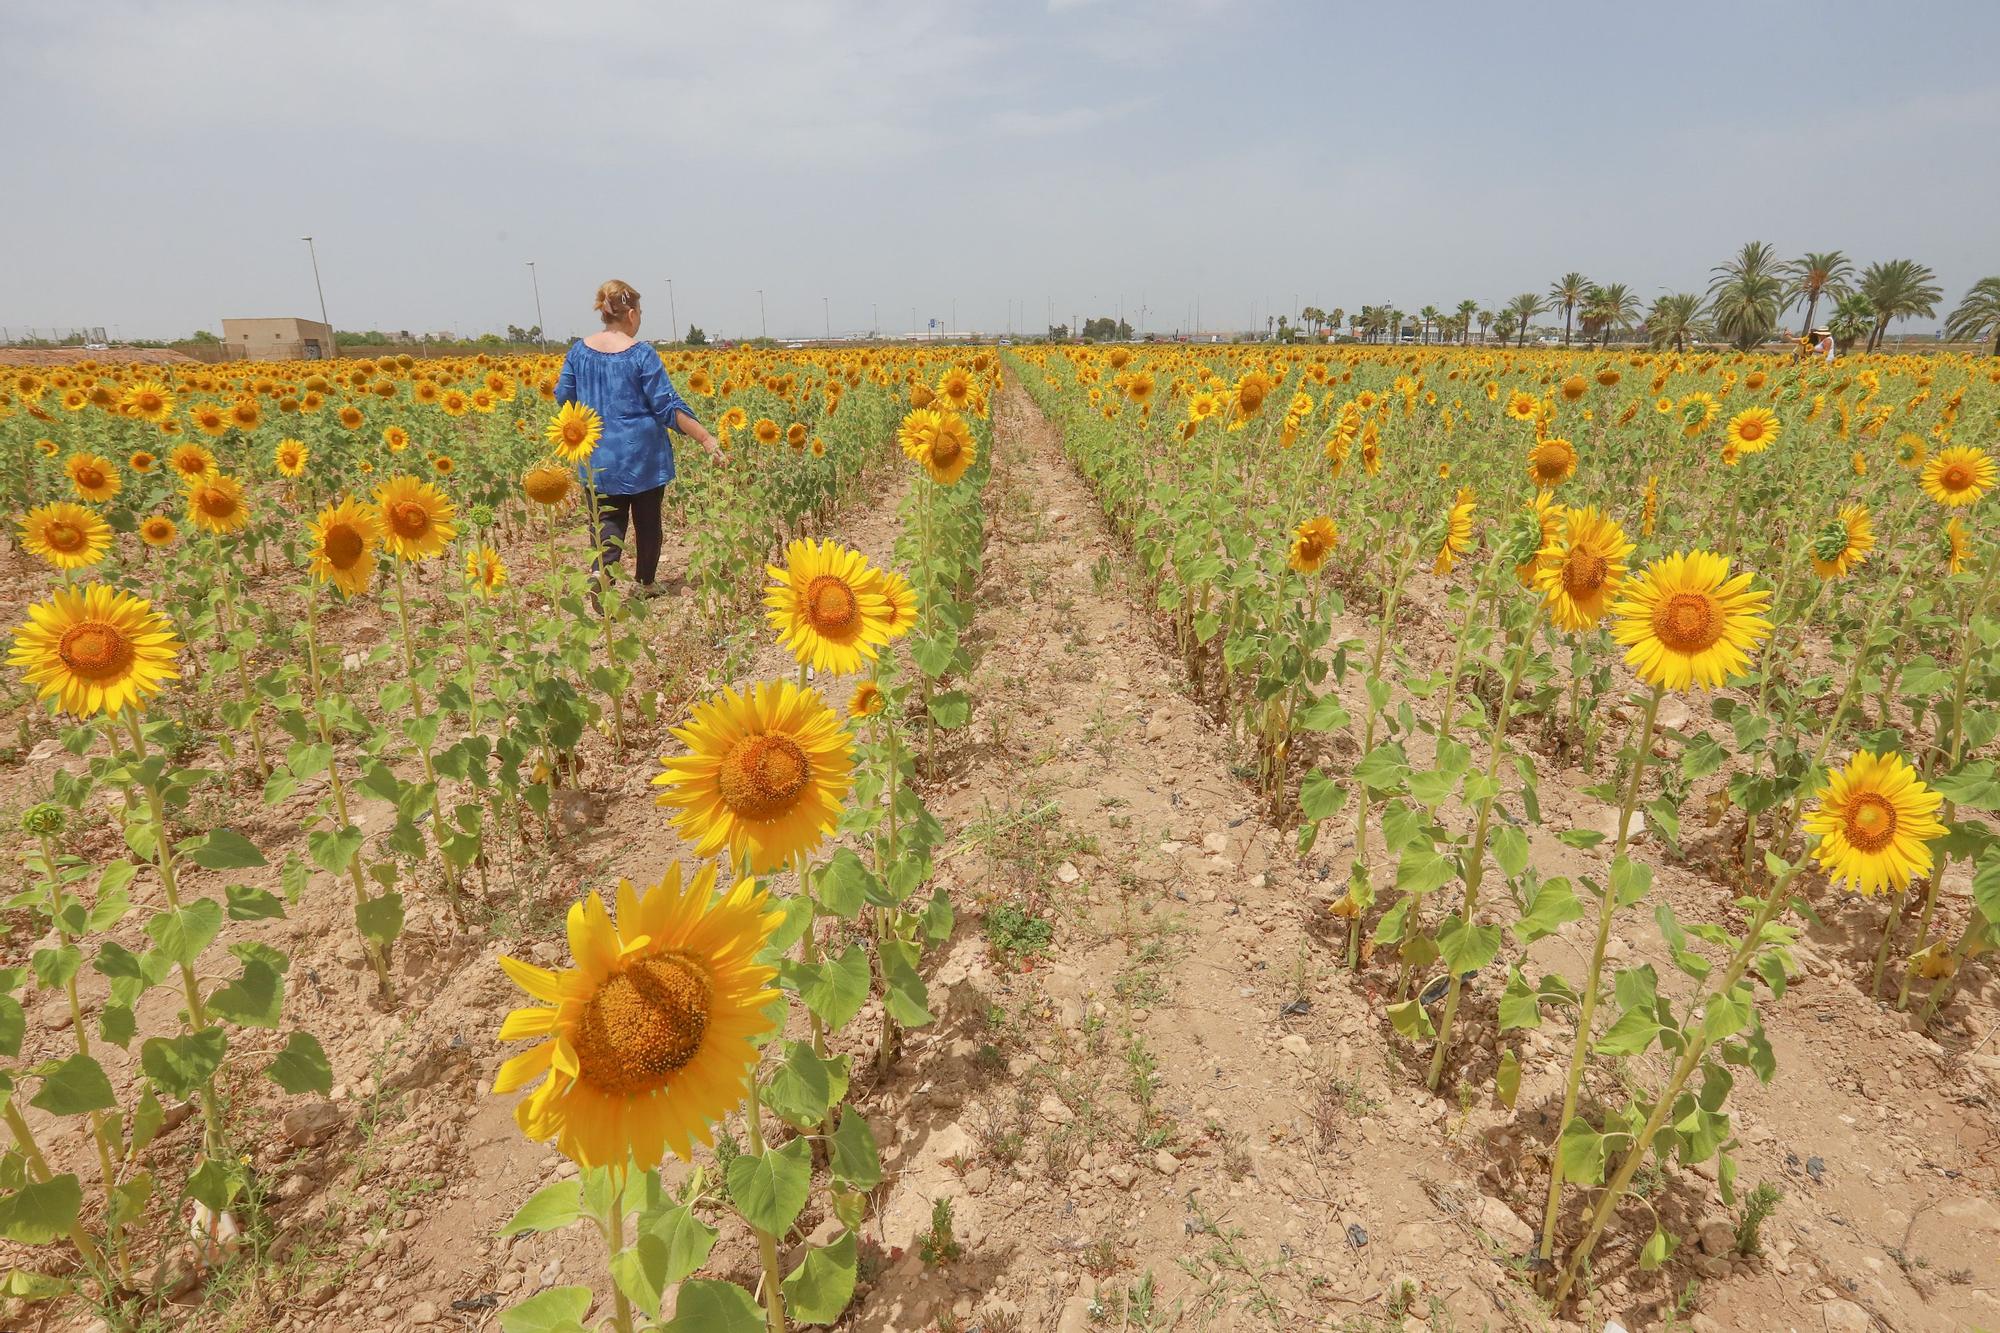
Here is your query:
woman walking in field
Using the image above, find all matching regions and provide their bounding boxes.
[554,279,727,596]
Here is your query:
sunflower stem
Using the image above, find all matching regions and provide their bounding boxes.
[1537,685,1662,1261]
[600,1170,636,1333]
[743,1066,790,1333]
[393,560,459,899]
[214,540,270,780]
[3,1096,111,1278]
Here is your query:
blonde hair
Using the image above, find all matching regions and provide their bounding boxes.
[594,279,641,324]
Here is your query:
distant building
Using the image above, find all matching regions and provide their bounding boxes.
[220,316,336,361]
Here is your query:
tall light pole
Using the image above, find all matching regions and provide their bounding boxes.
[525,261,545,347]
[823,295,830,341]
[756,289,767,340]
[665,278,677,344]
[300,235,330,352]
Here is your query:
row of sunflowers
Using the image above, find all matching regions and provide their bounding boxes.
[1012,340,1997,1299]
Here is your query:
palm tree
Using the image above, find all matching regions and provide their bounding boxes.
[1476,309,1493,344]
[1456,299,1479,345]
[1783,250,1854,336]
[1419,305,1440,345]
[1944,276,2000,355]
[1582,282,1640,347]
[1329,307,1345,340]
[1492,311,1519,345]
[1506,293,1545,347]
[1705,241,1785,349]
[1858,258,1943,352]
[1647,292,1706,352]
[1548,271,1591,346]
[1386,308,1405,343]
[1827,292,1875,354]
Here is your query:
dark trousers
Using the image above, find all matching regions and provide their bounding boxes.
[595,484,666,584]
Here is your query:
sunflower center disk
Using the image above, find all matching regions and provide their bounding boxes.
[572,953,713,1096]
[47,522,84,551]
[1941,465,1969,491]
[78,467,104,488]
[931,436,962,465]
[717,734,811,820]
[58,622,132,678]
[1562,552,1608,597]
[199,491,234,518]
[1843,793,1898,854]
[324,526,365,569]
[1652,591,1721,654]
[389,502,430,538]
[805,576,860,634]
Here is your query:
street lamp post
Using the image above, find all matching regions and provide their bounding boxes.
[756,289,767,340]
[665,278,677,345]
[300,235,331,353]
[525,261,545,347]
[823,296,830,341]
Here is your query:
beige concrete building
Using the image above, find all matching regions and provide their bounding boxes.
[220,317,337,361]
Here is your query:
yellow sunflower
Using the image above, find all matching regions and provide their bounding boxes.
[523,464,575,508]
[185,474,250,536]
[128,450,157,474]
[383,425,411,453]
[1536,506,1632,630]
[1515,492,1567,589]
[1894,433,1927,471]
[1504,389,1538,422]
[122,380,175,424]
[439,389,471,418]
[1803,751,1945,896]
[1433,487,1477,576]
[65,453,121,503]
[652,679,854,874]
[1609,550,1772,691]
[764,539,894,675]
[168,442,218,483]
[493,863,783,1168]
[1287,516,1340,574]
[753,417,781,447]
[307,497,382,598]
[1724,406,1780,454]
[373,474,458,562]
[336,404,365,431]
[545,402,603,464]
[897,408,977,485]
[1810,504,1875,579]
[20,502,113,570]
[139,515,178,548]
[228,397,262,433]
[465,544,508,597]
[1526,436,1577,490]
[8,584,182,717]
[1920,445,1994,508]
[273,438,310,479]
[865,567,919,642]
[849,680,886,719]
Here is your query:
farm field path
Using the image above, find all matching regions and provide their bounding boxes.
[842,378,1546,1331]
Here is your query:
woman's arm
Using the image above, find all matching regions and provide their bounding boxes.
[640,355,728,467]
[554,345,577,406]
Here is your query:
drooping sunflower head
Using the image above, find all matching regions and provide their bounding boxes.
[1287,515,1340,575]
[185,474,250,536]
[1725,406,1780,454]
[1433,487,1477,576]
[523,463,575,508]
[1803,751,1945,896]
[652,679,855,874]
[139,515,178,548]
[1535,505,1633,630]
[1526,436,1577,490]
[849,680,886,719]
[1943,517,1973,576]
[545,401,603,464]
[372,474,458,562]
[8,583,182,717]
[1609,550,1773,691]
[1920,445,1994,508]
[1810,503,1874,579]
[1512,492,1566,589]
[168,442,218,482]
[1895,433,1927,471]
[493,863,783,1168]
[464,543,508,597]
[65,452,121,503]
[307,497,382,598]
[763,538,894,675]
[274,437,310,479]
[865,567,919,641]
[20,502,113,571]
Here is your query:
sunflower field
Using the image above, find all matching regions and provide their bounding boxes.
[0,337,1996,1329]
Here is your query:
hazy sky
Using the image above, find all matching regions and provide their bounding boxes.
[5,0,1997,341]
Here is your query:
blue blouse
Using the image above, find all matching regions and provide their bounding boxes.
[553,341,702,495]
